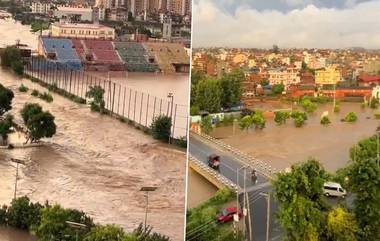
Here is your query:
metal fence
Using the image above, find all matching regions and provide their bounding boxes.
[25,58,189,138]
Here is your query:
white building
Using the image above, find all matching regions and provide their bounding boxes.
[31,1,51,14]
[54,6,93,22]
[51,21,115,40]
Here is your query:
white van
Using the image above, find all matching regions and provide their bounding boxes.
[323,182,347,198]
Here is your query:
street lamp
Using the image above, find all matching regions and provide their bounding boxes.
[260,192,271,241]
[10,158,26,200]
[65,221,87,241]
[140,186,158,230]
[236,165,249,240]
[167,93,174,144]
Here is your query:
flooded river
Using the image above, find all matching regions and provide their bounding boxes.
[212,102,380,172]
[186,168,218,209]
[0,227,36,241]
[0,17,190,241]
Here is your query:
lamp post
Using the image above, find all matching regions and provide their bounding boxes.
[10,158,26,200]
[140,186,158,230]
[167,93,174,144]
[236,165,249,240]
[260,192,271,241]
[66,221,87,241]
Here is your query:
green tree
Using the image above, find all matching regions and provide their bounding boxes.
[150,115,172,142]
[84,224,125,241]
[0,114,14,145]
[6,196,43,230]
[35,204,93,241]
[273,159,328,241]
[274,111,290,125]
[251,110,265,129]
[301,98,317,113]
[239,115,252,132]
[219,69,244,109]
[20,103,56,143]
[132,224,170,241]
[291,111,308,128]
[369,97,379,109]
[272,83,285,95]
[0,83,14,115]
[194,78,222,113]
[0,46,21,68]
[200,116,213,134]
[344,112,357,122]
[86,86,105,113]
[320,116,331,126]
[326,207,358,241]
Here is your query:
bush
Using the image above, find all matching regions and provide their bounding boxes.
[301,98,317,113]
[320,116,331,126]
[291,110,307,128]
[11,60,24,75]
[344,112,358,122]
[369,97,379,109]
[18,84,28,92]
[374,112,380,119]
[334,105,340,113]
[150,115,172,142]
[174,136,187,148]
[272,83,285,95]
[7,196,43,230]
[200,116,213,134]
[39,92,53,103]
[274,111,291,125]
[31,89,39,97]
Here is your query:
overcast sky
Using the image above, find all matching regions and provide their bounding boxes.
[192,0,380,49]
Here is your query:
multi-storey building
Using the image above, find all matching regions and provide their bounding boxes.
[268,67,300,86]
[31,1,51,14]
[51,21,115,40]
[315,67,341,85]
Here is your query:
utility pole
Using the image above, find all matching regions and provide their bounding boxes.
[243,168,247,240]
[245,192,253,241]
[10,158,26,200]
[260,192,271,241]
[140,186,158,230]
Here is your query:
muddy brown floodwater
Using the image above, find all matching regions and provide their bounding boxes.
[0,227,36,241]
[0,68,186,241]
[186,168,218,209]
[212,102,380,172]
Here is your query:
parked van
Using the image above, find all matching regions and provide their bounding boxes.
[323,182,346,198]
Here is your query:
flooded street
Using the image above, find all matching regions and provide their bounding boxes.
[212,102,380,172]
[0,67,186,240]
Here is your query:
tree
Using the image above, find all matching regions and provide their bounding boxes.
[301,98,317,113]
[320,116,331,126]
[344,112,357,122]
[0,114,14,145]
[150,115,172,142]
[274,111,290,125]
[272,44,279,54]
[291,111,308,128]
[369,97,379,109]
[272,83,285,95]
[20,103,56,143]
[194,78,222,113]
[219,69,244,109]
[0,46,21,68]
[326,207,358,241]
[84,224,125,241]
[86,86,105,113]
[132,224,170,241]
[239,115,252,132]
[251,110,265,129]
[273,159,328,241]
[200,116,213,134]
[0,83,14,115]
[35,204,93,241]
[6,196,43,230]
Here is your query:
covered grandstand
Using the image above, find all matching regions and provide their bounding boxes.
[144,42,190,73]
[38,37,82,70]
[72,39,124,71]
[114,42,159,72]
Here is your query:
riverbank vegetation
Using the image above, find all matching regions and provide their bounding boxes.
[273,132,380,241]
[0,196,170,241]
[186,188,241,241]
[0,46,24,75]
[0,83,15,145]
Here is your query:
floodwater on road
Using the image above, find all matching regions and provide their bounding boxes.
[0,68,186,241]
[212,102,380,172]
[0,227,36,241]
[186,168,218,209]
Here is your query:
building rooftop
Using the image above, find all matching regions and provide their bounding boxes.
[52,22,112,30]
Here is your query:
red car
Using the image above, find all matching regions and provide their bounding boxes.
[216,207,242,223]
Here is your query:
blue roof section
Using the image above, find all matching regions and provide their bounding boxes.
[41,37,82,70]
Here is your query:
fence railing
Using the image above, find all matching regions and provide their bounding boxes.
[190,130,277,179]
[25,57,188,138]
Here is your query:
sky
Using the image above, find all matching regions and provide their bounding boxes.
[192,0,380,49]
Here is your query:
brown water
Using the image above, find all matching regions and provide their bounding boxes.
[186,168,218,209]
[0,68,186,241]
[0,227,36,241]
[212,102,380,172]
[0,19,39,49]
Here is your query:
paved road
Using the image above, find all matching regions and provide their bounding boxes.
[189,134,283,241]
